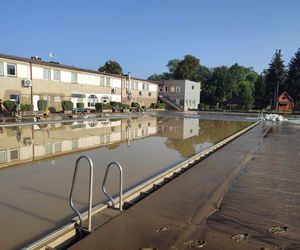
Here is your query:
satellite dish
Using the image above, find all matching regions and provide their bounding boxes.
[49,53,54,59]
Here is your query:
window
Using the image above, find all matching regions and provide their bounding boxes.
[170,86,175,92]
[135,82,139,90]
[54,142,62,153]
[0,151,6,164]
[53,70,60,81]
[148,92,152,97]
[130,81,134,89]
[54,96,61,102]
[43,68,51,80]
[0,62,3,76]
[7,64,16,76]
[100,76,105,86]
[105,77,111,86]
[10,148,19,161]
[42,96,50,102]
[164,86,168,92]
[88,94,98,107]
[192,85,195,90]
[72,140,78,149]
[146,83,149,91]
[45,144,53,155]
[175,99,180,105]
[176,87,180,92]
[142,83,146,90]
[71,72,77,83]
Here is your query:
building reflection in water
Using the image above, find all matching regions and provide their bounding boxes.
[0,117,250,168]
[0,116,158,168]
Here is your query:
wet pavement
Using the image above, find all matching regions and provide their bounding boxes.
[70,121,300,250]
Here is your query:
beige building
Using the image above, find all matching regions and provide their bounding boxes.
[0,53,158,111]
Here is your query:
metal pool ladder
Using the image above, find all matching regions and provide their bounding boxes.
[102,162,123,211]
[69,156,124,233]
[69,155,94,232]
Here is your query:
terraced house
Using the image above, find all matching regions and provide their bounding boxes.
[0,53,158,111]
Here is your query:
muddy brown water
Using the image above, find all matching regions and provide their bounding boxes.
[0,116,251,249]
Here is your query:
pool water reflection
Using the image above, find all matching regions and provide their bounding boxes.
[0,116,251,249]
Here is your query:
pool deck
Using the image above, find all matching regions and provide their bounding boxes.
[69,121,300,249]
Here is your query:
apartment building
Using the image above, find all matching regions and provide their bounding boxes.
[0,53,158,111]
[159,79,201,111]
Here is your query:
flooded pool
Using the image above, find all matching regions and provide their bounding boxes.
[0,115,251,249]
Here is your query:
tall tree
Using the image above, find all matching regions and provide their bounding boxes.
[287,48,300,103]
[173,55,201,81]
[166,59,180,74]
[265,49,286,108]
[254,71,267,108]
[208,66,231,103]
[147,72,173,81]
[98,60,123,75]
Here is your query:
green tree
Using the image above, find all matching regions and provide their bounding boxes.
[98,60,123,75]
[173,55,201,81]
[166,59,180,74]
[254,72,267,108]
[239,80,255,110]
[265,49,286,108]
[287,48,300,104]
[147,72,173,81]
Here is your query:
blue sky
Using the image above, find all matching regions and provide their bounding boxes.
[1,0,299,78]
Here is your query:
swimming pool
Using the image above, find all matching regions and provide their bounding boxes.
[0,115,251,249]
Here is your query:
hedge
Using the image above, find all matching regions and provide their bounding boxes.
[62,100,73,111]
[37,100,48,112]
[95,103,112,111]
[20,104,34,111]
[156,103,166,109]
[3,100,15,111]
[131,102,140,108]
[150,103,165,109]
[121,103,130,109]
[76,102,84,108]
[110,101,121,107]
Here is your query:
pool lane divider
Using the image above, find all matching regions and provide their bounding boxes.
[24,121,260,250]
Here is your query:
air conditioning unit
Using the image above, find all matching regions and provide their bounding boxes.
[111,88,117,94]
[23,137,33,146]
[22,79,32,87]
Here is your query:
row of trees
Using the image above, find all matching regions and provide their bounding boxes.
[97,49,300,111]
[147,49,300,110]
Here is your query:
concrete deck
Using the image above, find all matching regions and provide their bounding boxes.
[70,122,300,250]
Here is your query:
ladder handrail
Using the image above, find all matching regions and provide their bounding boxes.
[102,162,123,211]
[69,155,94,232]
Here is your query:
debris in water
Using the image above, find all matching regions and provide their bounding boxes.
[156,227,167,233]
[184,240,207,248]
[231,233,249,242]
[268,225,288,234]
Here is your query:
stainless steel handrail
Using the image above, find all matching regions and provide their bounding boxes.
[69,155,94,232]
[102,162,123,211]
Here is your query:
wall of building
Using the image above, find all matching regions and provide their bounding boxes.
[183,80,201,111]
[0,55,158,111]
[159,80,201,111]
